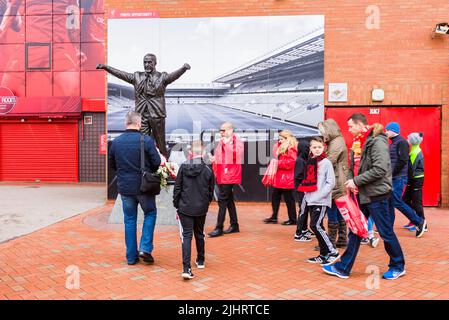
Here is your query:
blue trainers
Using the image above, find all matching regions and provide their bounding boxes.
[382,269,406,280]
[322,265,349,279]
[403,222,414,229]
[408,226,416,232]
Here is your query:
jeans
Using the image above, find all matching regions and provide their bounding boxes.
[368,217,374,232]
[327,201,344,224]
[333,196,405,276]
[121,194,157,264]
[403,177,425,220]
[392,176,423,226]
[178,213,206,270]
[271,188,297,222]
[216,184,238,229]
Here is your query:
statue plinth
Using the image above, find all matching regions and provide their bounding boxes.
[108,185,178,226]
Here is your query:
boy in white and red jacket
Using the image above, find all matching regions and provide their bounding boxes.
[208,122,244,238]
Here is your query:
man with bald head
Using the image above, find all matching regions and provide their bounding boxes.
[97,54,190,158]
[208,122,244,237]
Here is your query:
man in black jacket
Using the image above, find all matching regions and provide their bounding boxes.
[173,141,215,280]
[109,111,161,266]
[385,122,426,236]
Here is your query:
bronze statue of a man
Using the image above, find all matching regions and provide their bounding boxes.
[97,54,190,158]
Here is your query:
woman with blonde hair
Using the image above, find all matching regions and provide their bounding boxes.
[263,130,298,225]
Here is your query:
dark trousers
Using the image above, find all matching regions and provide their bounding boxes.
[403,177,425,220]
[141,114,168,158]
[216,184,238,229]
[308,205,335,256]
[296,192,308,235]
[392,176,423,226]
[271,188,297,222]
[333,196,405,276]
[178,213,206,270]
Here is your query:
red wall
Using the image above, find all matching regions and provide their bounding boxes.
[326,106,441,206]
[0,0,105,100]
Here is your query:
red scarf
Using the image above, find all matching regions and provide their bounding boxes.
[350,127,373,176]
[297,153,327,192]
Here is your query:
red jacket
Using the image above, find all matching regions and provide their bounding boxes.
[273,142,298,189]
[213,135,244,185]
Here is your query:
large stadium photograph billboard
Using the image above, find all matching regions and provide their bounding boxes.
[107,14,324,201]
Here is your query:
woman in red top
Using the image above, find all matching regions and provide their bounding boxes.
[263,130,298,225]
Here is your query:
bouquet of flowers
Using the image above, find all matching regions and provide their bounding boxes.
[157,152,179,189]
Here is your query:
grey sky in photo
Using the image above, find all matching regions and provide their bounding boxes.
[107,15,324,85]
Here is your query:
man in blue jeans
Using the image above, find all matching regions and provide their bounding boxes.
[323,114,407,280]
[385,122,426,236]
[109,111,161,265]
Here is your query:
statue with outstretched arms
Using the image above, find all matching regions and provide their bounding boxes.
[97,53,190,158]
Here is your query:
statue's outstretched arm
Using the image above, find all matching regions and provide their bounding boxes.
[96,64,135,84]
[165,63,191,85]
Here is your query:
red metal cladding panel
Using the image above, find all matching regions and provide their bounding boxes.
[81,70,105,99]
[26,71,52,97]
[0,72,25,96]
[26,0,52,15]
[80,13,105,42]
[53,14,81,43]
[0,44,25,71]
[80,42,105,71]
[0,121,78,182]
[325,106,441,206]
[80,0,104,14]
[53,71,80,96]
[25,15,52,43]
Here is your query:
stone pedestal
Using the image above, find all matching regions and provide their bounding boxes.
[108,185,178,226]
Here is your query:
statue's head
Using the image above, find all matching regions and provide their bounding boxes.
[143,53,157,73]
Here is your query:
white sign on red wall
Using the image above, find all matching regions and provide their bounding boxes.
[108,9,159,19]
[0,87,17,115]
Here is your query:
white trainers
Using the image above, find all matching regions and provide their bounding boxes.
[369,237,380,248]
[182,269,194,280]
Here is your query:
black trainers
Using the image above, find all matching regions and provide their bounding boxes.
[263,217,278,224]
[307,255,326,264]
[139,252,154,264]
[294,233,312,242]
[195,260,205,269]
[182,268,194,280]
[281,220,296,226]
[415,220,427,238]
[360,238,369,245]
[321,251,341,266]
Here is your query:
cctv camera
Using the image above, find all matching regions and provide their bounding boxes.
[435,22,449,35]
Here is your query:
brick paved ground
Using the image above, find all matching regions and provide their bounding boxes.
[0,202,448,300]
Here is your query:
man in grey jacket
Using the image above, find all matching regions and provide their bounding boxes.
[322,113,406,280]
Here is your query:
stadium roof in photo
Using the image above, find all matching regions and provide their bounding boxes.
[214,27,324,84]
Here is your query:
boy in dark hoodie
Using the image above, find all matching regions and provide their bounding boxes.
[294,138,315,242]
[173,141,215,280]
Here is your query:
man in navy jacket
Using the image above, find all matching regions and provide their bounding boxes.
[385,122,426,238]
[109,111,161,265]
